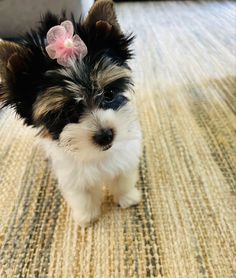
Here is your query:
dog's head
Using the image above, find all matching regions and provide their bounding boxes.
[0,0,140,161]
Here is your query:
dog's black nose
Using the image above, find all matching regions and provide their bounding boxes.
[93,128,114,148]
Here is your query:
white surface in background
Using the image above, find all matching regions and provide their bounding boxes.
[0,0,91,38]
[81,0,94,15]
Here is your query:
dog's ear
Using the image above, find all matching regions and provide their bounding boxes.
[0,41,30,85]
[82,0,133,62]
[84,0,121,33]
[0,41,36,124]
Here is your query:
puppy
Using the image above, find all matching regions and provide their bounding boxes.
[0,0,142,227]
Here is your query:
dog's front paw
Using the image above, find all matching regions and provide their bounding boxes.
[118,187,141,209]
[72,207,101,228]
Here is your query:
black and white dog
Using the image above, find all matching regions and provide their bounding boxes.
[0,0,142,227]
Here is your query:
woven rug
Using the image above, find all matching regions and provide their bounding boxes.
[0,1,236,277]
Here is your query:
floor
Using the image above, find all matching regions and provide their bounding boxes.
[0,1,236,277]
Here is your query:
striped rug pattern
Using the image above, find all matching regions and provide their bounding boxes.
[0,1,236,277]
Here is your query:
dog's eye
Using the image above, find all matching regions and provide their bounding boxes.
[101,93,128,110]
[103,88,117,103]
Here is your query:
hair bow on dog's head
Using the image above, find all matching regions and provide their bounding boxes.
[46,20,87,67]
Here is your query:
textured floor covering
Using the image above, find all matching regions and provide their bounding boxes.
[0,1,236,277]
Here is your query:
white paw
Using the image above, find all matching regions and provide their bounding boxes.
[118,187,141,209]
[72,207,101,228]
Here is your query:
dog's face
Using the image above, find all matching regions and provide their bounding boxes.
[0,1,140,161]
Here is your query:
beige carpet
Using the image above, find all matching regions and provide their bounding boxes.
[0,1,236,277]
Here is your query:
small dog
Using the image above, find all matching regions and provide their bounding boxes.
[0,0,142,227]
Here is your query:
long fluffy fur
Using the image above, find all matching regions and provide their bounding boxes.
[0,0,142,227]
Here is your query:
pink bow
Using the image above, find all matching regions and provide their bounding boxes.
[46,20,88,67]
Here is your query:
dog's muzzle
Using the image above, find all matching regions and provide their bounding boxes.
[93,128,114,151]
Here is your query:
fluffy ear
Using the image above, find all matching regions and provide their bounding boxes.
[0,41,30,84]
[84,0,121,33]
[81,0,134,62]
[0,41,36,124]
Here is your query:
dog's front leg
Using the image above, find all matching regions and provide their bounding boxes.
[45,144,103,227]
[60,185,102,227]
[111,169,141,209]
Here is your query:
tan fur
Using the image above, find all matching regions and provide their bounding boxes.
[0,41,30,104]
[0,41,29,78]
[37,127,53,139]
[0,41,22,65]
[33,88,69,121]
[95,64,131,88]
[84,0,120,31]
